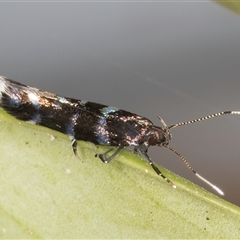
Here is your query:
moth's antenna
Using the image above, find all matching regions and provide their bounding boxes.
[164,145,224,195]
[157,115,172,143]
[169,111,240,130]
[158,115,168,129]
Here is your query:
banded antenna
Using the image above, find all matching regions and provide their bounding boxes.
[163,144,224,195]
[169,111,240,129]
[158,111,240,195]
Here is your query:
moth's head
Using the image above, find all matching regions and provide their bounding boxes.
[147,116,172,147]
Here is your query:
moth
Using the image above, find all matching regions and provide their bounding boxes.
[1,76,239,195]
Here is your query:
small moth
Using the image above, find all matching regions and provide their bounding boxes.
[0,76,239,195]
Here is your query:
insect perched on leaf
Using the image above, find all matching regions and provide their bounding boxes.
[1,76,239,195]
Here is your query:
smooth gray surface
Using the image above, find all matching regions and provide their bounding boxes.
[1,2,240,206]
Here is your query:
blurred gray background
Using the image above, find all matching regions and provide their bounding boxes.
[1,2,240,206]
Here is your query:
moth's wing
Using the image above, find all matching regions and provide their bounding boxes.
[104,110,154,147]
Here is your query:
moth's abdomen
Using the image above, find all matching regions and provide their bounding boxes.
[0,77,73,134]
[0,79,37,121]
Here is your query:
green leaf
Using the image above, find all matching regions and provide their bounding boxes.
[215,0,240,15]
[0,109,240,238]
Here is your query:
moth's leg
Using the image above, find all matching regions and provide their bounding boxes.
[136,143,175,187]
[96,147,124,163]
[69,136,80,159]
